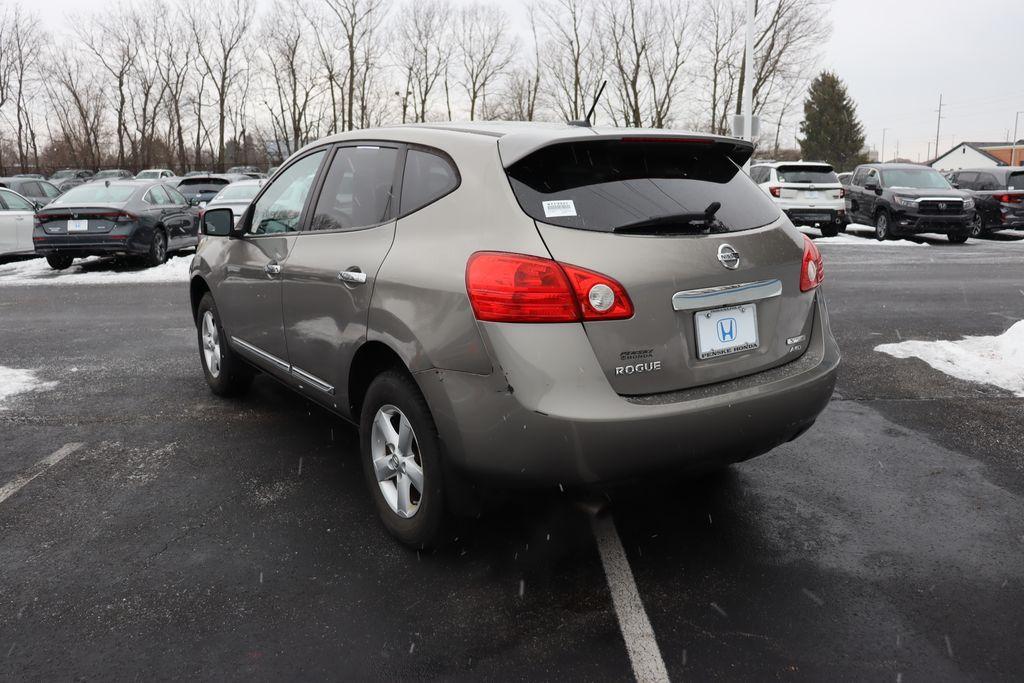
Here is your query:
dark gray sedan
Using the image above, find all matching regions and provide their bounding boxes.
[33,180,197,270]
[0,177,62,207]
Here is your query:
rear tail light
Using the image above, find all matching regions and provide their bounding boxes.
[466,252,634,323]
[800,235,824,292]
[838,188,846,198]
[769,186,781,198]
[995,193,1022,204]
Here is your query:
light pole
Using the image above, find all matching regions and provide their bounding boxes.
[741,0,755,170]
[880,128,888,163]
[1012,111,1024,166]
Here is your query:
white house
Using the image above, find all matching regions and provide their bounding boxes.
[930,141,1024,171]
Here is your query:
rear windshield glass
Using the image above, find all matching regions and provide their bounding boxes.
[1008,173,1024,191]
[776,165,837,184]
[57,184,136,203]
[215,184,260,201]
[881,168,950,189]
[506,140,779,232]
[178,179,229,196]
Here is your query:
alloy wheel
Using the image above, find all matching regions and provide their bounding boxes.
[370,404,424,519]
[875,213,888,241]
[201,311,221,378]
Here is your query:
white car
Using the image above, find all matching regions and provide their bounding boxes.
[0,187,37,258]
[750,161,848,236]
[136,168,175,180]
[202,178,266,224]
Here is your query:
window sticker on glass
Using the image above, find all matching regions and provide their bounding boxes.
[542,199,577,218]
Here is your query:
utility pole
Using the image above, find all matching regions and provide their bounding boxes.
[895,139,900,161]
[880,128,888,163]
[934,94,944,162]
[927,141,932,162]
[741,0,755,170]
[1012,111,1023,166]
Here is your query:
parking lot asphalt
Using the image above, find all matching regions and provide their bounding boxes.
[2,230,1023,681]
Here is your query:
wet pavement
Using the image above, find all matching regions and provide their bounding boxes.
[1,232,1022,680]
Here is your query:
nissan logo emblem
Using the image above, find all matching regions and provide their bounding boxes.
[717,244,740,270]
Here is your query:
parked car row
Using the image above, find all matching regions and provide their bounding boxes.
[0,174,265,268]
[830,163,1023,242]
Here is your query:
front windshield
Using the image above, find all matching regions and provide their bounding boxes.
[94,170,124,179]
[56,184,136,203]
[51,170,75,179]
[136,171,159,179]
[881,169,950,190]
[214,184,260,201]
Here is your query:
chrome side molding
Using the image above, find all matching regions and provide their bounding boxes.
[672,278,783,312]
[230,336,335,395]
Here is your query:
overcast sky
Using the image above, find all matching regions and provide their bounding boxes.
[31,0,1024,162]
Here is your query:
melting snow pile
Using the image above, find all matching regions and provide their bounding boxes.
[875,321,1024,396]
[0,367,56,407]
[0,254,192,287]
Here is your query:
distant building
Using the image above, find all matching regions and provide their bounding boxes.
[929,141,1024,171]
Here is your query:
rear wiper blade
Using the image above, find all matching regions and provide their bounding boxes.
[613,202,724,234]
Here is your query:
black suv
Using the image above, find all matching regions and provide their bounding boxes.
[846,163,974,243]
[947,167,1024,237]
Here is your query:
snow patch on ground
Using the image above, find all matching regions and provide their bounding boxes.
[875,321,1024,396]
[0,253,192,286]
[808,224,927,246]
[0,367,57,407]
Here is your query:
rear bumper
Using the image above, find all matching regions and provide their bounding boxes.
[33,226,149,256]
[783,207,847,226]
[415,293,839,486]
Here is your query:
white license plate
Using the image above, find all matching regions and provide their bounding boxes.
[67,219,89,232]
[695,304,759,360]
[804,191,819,198]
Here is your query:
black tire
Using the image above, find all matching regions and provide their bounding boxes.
[838,222,848,233]
[874,211,892,241]
[969,213,986,238]
[360,369,447,549]
[45,254,74,270]
[196,293,253,397]
[146,228,168,267]
[947,230,970,244]
[820,224,840,238]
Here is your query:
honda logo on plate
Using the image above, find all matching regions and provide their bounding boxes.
[717,318,737,343]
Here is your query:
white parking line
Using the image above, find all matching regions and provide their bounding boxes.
[0,443,84,505]
[591,513,671,683]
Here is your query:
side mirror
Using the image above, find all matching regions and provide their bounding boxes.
[951,183,960,189]
[202,207,235,237]
[864,181,880,194]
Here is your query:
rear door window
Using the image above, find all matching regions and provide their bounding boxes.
[1009,173,1024,190]
[1,189,34,211]
[308,145,398,232]
[505,139,779,233]
[400,148,459,215]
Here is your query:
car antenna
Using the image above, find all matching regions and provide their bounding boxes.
[568,80,607,128]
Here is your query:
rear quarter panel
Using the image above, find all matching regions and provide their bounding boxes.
[369,135,551,375]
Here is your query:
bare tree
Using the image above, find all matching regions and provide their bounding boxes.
[185,0,254,169]
[454,3,515,121]
[602,0,693,128]
[260,0,322,158]
[396,0,453,123]
[317,0,389,131]
[539,0,605,122]
[158,6,195,171]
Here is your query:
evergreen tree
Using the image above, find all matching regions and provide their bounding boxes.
[798,71,867,170]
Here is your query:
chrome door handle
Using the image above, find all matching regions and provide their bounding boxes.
[337,269,367,284]
[264,262,282,275]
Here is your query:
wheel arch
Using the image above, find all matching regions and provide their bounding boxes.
[189,275,211,322]
[348,340,414,419]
